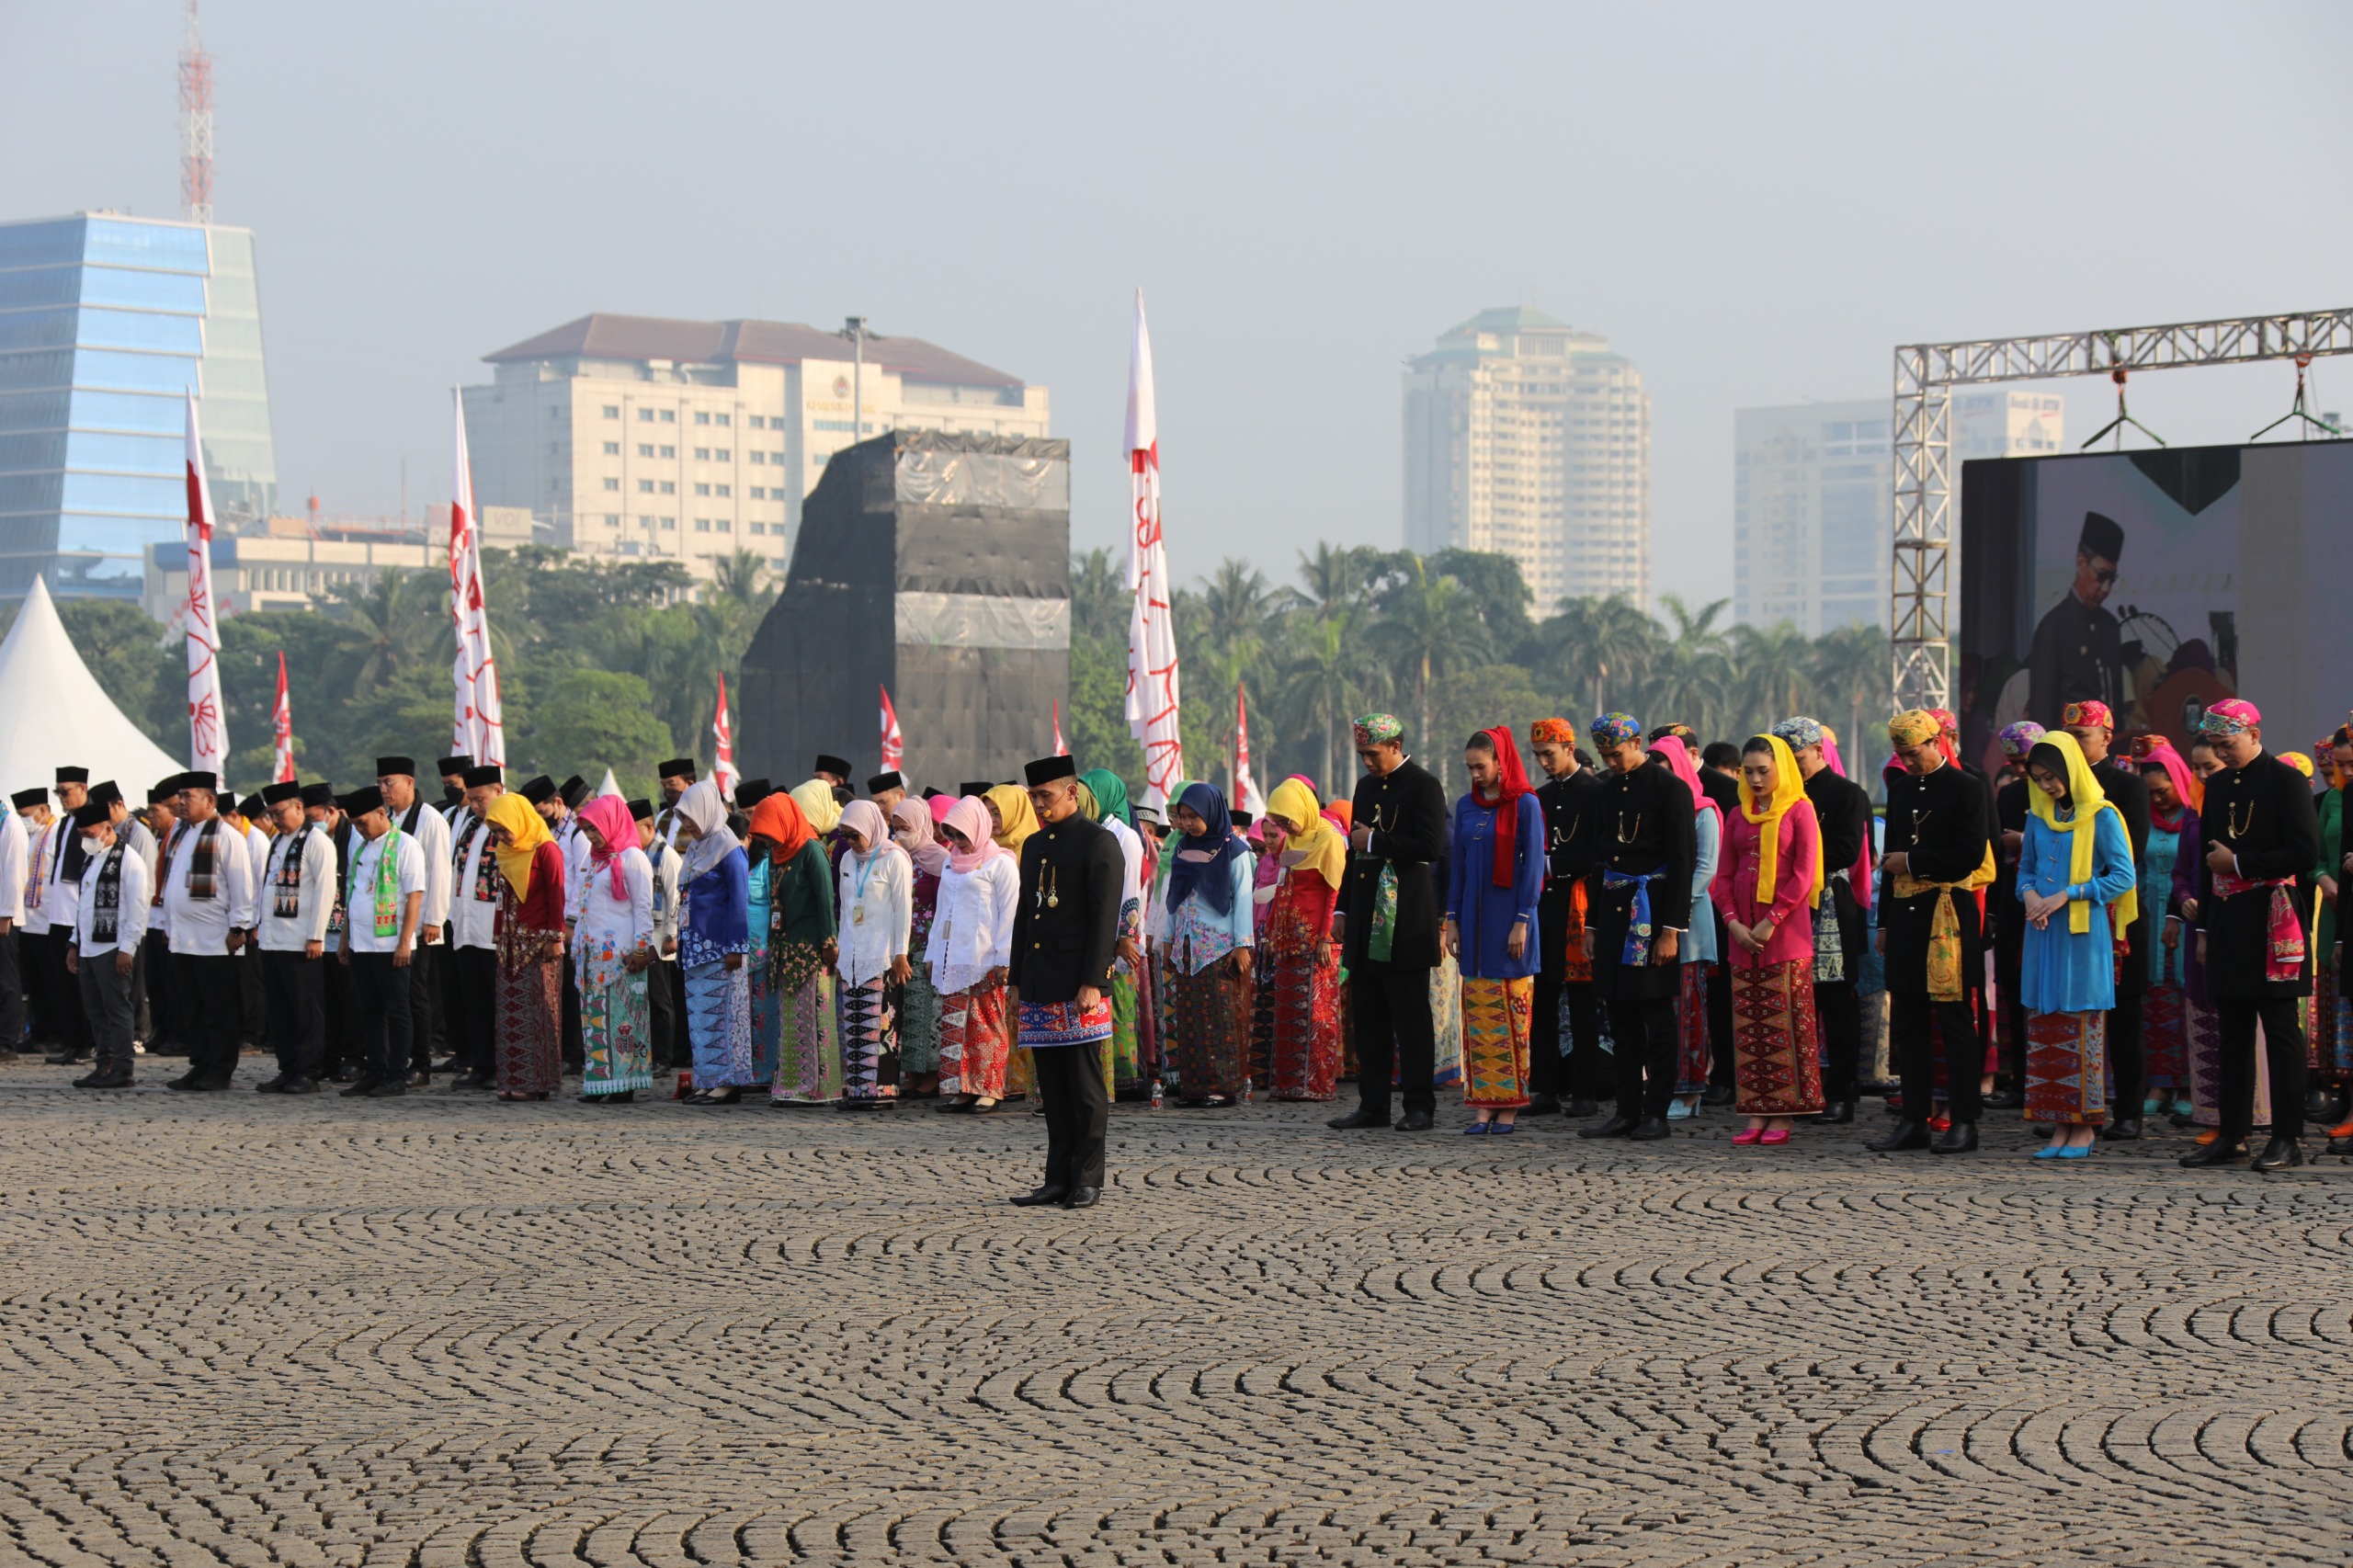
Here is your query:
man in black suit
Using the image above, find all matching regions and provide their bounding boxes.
[2063,700,2153,1138]
[2183,700,2320,1172]
[1773,717,1872,1123]
[1578,715,1697,1142]
[1006,755,1125,1209]
[1329,713,1449,1132]
[1530,720,1605,1115]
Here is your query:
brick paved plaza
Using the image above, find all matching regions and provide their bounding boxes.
[4,1056,2350,1567]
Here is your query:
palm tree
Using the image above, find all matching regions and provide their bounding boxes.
[1195,559,1279,790]
[1069,547,1126,642]
[1811,620,1891,762]
[320,569,451,695]
[1543,594,1660,721]
[1381,558,1489,773]
[1732,620,1817,730]
[1648,594,1735,738]
[1278,610,1383,793]
[1295,542,1381,617]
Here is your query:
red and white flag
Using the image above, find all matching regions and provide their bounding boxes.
[271,651,295,782]
[1052,699,1069,757]
[1122,290,1183,812]
[712,672,740,800]
[182,390,229,778]
[879,685,904,771]
[1233,684,1265,816]
[449,392,505,765]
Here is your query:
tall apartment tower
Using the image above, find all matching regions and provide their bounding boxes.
[1403,307,1650,613]
[1733,392,2064,635]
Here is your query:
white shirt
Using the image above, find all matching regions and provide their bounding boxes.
[244,822,271,889]
[160,817,257,956]
[392,799,453,934]
[647,837,684,956]
[16,812,53,935]
[573,845,654,957]
[344,829,427,954]
[558,819,590,922]
[0,809,25,924]
[256,824,337,952]
[449,822,500,950]
[37,816,82,930]
[929,855,1019,995]
[835,844,912,986]
[72,837,150,956]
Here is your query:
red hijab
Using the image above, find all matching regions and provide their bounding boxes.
[1473,725,1534,888]
[747,791,816,867]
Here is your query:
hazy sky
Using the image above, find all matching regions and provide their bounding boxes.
[6,1,2349,612]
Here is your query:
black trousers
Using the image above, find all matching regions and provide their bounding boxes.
[1706,961,1735,1091]
[560,949,585,1069]
[1994,906,2027,1085]
[404,944,437,1074]
[322,941,353,1073]
[42,927,89,1057]
[2218,996,2307,1140]
[1032,1040,1108,1190]
[21,923,53,1044]
[449,945,498,1077]
[1562,979,1609,1099]
[1893,991,1984,1123]
[651,960,686,1067]
[259,949,326,1079]
[173,951,244,1083]
[236,944,264,1046]
[142,930,182,1049]
[0,929,20,1051]
[1347,960,1437,1116]
[1814,980,1862,1102]
[78,950,135,1075]
[1530,966,1564,1101]
[1608,996,1679,1119]
[347,950,414,1083]
[2107,989,2145,1119]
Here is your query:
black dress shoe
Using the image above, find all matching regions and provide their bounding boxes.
[254,1074,290,1095]
[1930,1120,1978,1153]
[1564,1097,1600,1118]
[1524,1093,1561,1117]
[1060,1186,1101,1209]
[2179,1139,2248,1168]
[1579,1111,1637,1140]
[1626,1115,1670,1141]
[338,1075,381,1098]
[278,1075,320,1094]
[1701,1084,1737,1107]
[1326,1108,1388,1130]
[329,1067,362,1085]
[1392,1109,1434,1131]
[165,1072,211,1092]
[451,1072,493,1091]
[2167,1111,2197,1130]
[1812,1099,1856,1125]
[364,1080,408,1097]
[74,1069,132,1089]
[2099,1117,2143,1142]
[1867,1119,1931,1152]
[1984,1087,2026,1110]
[2328,1136,2353,1159]
[1009,1186,1068,1207]
[2249,1135,2304,1173]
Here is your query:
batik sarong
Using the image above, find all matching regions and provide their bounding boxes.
[2189,999,2272,1128]
[2025,1009,2108,1126]
[2143,980,2188,1091]
[1429,949,1464,1089]
[1675,959,1713,1095]
[767,942,838,1104]
[1109,972,1143,1095]
[1248,960,1276,1087]
[939,980,1010,1099]
[899,968,940,1077]
[1812,896,1845,983]
[1017,994,1113,1046]
[494,940,562,1097]
[746,862,779,1086]
[1164,960,1249,1100]
[575,935,652,1096]
[1461,974,1533,1109]
[1731,959,1824,1116]
[838,974,901,1101]
[685,959,753,1089]
[1267,945,1340,1101]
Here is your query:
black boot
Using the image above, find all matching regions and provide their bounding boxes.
[2098,1117,2143,1142]
[1867,1119,1931,1152]
[1930,1120,1978,1154]
[2249,1135,2304,1173]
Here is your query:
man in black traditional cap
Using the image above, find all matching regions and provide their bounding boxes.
[376,756,453,1085]
[813,755,853,790]
[442,765,506,1088]
[1006,755,1123,1210]
[2027,510,2131,731]
[868,772,906,817]
[335,785,426,1098]
[159,772,256,1090]
[255,780,334,1093]
[0,787,38,1062]
[65,799,147,1088]
[36,767,95,1063]
[651,759,696,1069]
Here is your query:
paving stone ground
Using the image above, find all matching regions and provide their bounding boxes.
[4,1052,2351,1567]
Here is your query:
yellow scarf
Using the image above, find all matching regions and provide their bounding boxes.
[789,778,842,835]
[1737,733,1822,912]
[985,784,1039,852]
[1267,778,1346,890]
[2026,731,2140,937]
[484,791,551,899]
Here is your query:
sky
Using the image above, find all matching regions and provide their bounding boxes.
[5,0,2350,615]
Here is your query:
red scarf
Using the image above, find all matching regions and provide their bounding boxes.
[1474,724,1534,888]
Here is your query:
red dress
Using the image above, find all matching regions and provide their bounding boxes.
[1265,864,1343,1101]
[494,841,566,1096]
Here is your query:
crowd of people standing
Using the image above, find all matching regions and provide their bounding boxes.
[3,689,2345,1200]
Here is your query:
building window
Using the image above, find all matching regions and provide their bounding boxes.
[659,409,676,423]
[694,411,710,425]
[773,450,786,463]
[694,447,710,461]
[638,443,654,457]
[603,477,620,491]
[602,441,620,455]
[716,519,732,532]
[659,445,676,459]
[620,540,641,556]
[714,483,731,497]
[638,408,654,422]
[694,483,710,496]
[749,450,766,465]
[603,405,620,419]
[751,521,767,535]
[659,481,676,494]
[605,515,620,528]
[637,479,654,494]
[661,517,676,529]
[713,448,730,461]
[715,414,731,426]
[748,486,765,499]
[694,518,710,532]
[749,415,766,429]
[639,516,655,529]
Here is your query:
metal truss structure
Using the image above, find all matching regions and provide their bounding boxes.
[1891,306,2353,710]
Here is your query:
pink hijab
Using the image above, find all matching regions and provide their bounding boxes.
[892,798,949,877]
[574,794,636,901]
[927,792,956,824]
[1652,735,1722,839]
[940,796,1002,875]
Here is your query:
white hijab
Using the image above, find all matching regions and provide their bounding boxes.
[675,778,741,885]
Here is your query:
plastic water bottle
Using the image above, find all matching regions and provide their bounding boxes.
[1150,1077,1164,1110]
[1242,1075,1254,1105]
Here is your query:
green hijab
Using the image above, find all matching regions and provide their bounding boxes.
[1077,767,1133,828]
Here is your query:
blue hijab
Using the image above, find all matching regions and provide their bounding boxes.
[1165,780,1244,917]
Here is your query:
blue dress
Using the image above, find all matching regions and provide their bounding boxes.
[2017,806,2135,1016]
[1445,792,1545,981]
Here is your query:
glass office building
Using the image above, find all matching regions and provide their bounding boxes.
[0,212,277,600]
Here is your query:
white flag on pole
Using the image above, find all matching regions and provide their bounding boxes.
[1122,290,1183,812]
[449,393,505,765]
[182,390,229,778]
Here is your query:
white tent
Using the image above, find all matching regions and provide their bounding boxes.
[597,767,622,799]
[0,577,183,802]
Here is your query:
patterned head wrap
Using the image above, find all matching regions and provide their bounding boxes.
[1998,721,2047,759]
[2281,751,2315,778]
[1887,710,1941,747]
[2200,699,2260,737]
[1529,718,1577,745]
[1352,713,1404,747]
[1770,716,1824,750]
[2062,699,2115,731]
[1590,712,1642,745]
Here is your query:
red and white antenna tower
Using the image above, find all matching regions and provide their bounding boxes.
[178,0,214,223]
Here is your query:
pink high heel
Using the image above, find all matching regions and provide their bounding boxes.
[1758,1129,1790,1146]
[1731,1128,1763,1146]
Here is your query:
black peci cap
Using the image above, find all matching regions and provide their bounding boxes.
[178,772,219,796]
[2079,510,2124,563]
[88,780,122,808]
[437,755,473,777]
[374,756,416,778]
[960,780,993,798]
[559,776,587,809]
[461,765,503,790]
[144,784,176,806]
[299,782,337,809]
[814,754,853,778]
[54,766,88,786]
[921,786,943,801]
[657,758,696,781]
[236,793,266,820]
[867,771,904,795]
[517,775,555,805]
[735,778,773,809]
[340,785,386,817]
[263,781,302,806]
[627,798,654,822]
[72,801,111,831]
[1023,756,1077,788]
[13,787,49,810]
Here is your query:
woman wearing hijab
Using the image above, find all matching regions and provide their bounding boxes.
[834,800,913,1106]
[2017,733,2138,1157]
[569,794,654,1102]
[484,791,567,1102]
[892,800,947,1096]
[2135,736,2200,1117]
[673,779,753,1105]
[1653,736,1722,1120]
[1444,728,1547,1131]
[1260,777,1346,1101]
[748,791,839,1106]
[985,784,1040,854]
[1076,768,1147,1097]
[930,796,1019,1110]
[1159,781,1256,1105]
[1710,734,1825,1144]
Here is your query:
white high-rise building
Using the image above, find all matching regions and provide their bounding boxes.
[1403,307,1650,612]
[1733,391,2064,635]
[463,314,1051,584]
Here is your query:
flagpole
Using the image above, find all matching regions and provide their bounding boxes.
[1122,289,1183,812]
[181,389,229,777]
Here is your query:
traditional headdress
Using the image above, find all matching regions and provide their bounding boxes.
[2200,699,2260,737]
[1888,710,1941,747]
[1770,716,1824,750]
[1352,713,1404,747]
[1529,718,1577,745]
[2062,699,2114,731]
[1998,721,2047,759]
[1590,712,1642,745]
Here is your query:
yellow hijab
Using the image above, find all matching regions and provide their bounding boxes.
[986,783,1039,852]
[2026,731,2139,936]
[1737,733,1823,912]
[1267,777,1346,890]
[789,778,842,835]
[484,790,551,899]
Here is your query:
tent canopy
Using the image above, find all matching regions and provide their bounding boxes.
[0,577,182,802]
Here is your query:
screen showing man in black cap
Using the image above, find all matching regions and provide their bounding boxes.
[2027,510,2130,730]
[65,799,147,1088]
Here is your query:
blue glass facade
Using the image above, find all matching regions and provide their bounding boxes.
[0,214,277,600]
